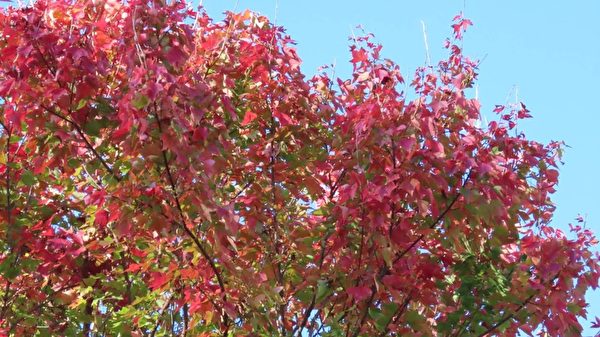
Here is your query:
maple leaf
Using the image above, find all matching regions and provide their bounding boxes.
[451,13,473,39]
[149,272,170,290]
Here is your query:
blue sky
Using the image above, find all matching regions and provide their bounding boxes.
[200,0,600,333]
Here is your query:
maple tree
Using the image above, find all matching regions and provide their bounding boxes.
[0,0,598,336]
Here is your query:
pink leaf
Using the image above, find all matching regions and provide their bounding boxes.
[493,105,505,113]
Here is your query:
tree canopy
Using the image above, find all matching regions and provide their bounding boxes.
[0,1,598,336]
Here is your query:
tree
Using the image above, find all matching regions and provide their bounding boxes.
[0,0,598,336]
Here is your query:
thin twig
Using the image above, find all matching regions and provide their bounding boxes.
[150,293,175,337]
[377,293,412,337]
[294,229,334,337]
[393,170,472,265]
[421,20,431,67]
[474,273,560,337]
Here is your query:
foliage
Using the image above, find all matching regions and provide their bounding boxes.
[0,1,598,336]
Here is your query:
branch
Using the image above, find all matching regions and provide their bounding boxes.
[351,170,472,336]
[263,31,288,335]
[1,123,11,228]
[231,180,253,201]
[475,273,560,337]
[182,303,189,337]
[0,125,13,322]
[392,172,469,266]
[349,290,377,337]
[450,307,477,337]
[151,106,230,335]
[475,293,535,337]
[150,293,175,337]
[9,283,78,333]
[34,39,120,181]
[83,297,94,337]
[41,104,120,181]
[329,168,347,199]
[294,229,334,337]
[377,293,412,337]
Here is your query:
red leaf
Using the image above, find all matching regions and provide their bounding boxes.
[274,110,294,126]
[517,103,532,119]
[0,78,14,96]
[241,110,258,126]
[451,13,473,39]
[130,246,147,258]
[351,47,368,64]
[126,264,142,273]
[398,137,415,151]
[347,286,372,301]
[166,46,188,66]
[546,169,559,182]
[94,210,109,228]
[149,272,170,290]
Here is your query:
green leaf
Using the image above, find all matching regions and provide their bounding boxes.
[67,158,79,168]
[312,207,326,216]
[0,255,19,279]
[296,288,313,304]
[3,266,19,279]
[567,303,581,314]
[95,97,114,114]
[75,99,87,110]
[316,279,331,303]
[405,310,422,329]
[381,247,393,268]
[132,94,150,109]
[368,307,385,331]
[21,170,35,186]
[374,303,399,331]
[84,119,102,137]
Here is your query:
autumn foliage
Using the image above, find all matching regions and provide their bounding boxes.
[0,1,598,336]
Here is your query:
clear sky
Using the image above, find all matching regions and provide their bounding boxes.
[199,0,600,334]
